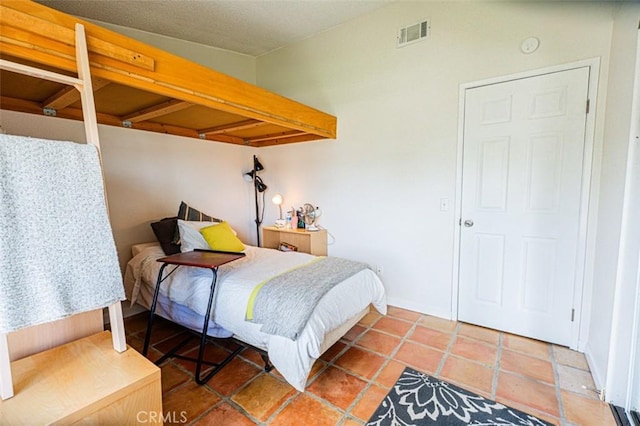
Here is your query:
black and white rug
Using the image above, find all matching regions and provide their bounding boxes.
[366,367,552,425]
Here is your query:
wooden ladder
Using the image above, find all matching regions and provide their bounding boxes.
[0,23,126,401]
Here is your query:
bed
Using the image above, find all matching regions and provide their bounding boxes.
[0,1,336,147]
[124,241,386,392]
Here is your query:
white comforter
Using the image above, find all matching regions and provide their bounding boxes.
[125,245,386,391]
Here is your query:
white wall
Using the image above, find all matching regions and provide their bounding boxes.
[602,5,640,406]
[256,1,615,317]
[587,3,640,392]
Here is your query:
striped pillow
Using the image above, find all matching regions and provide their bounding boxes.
[173,201,222,244]
[177,201,222,222]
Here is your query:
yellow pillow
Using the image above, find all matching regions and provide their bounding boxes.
[199,222,245,252]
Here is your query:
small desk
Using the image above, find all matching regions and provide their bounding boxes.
[142,250,245,384]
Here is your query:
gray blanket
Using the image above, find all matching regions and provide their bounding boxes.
[0,135,125,334]
[247,256,369,340]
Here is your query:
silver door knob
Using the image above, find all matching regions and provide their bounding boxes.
[464,219,474,227]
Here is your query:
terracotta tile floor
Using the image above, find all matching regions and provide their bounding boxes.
[124,308,615,425]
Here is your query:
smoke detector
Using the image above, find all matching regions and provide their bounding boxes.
[397,19,430,48]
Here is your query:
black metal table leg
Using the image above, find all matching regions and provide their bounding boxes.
[194,267,244,384]
[142,262,169,357]
[142,252,246,385]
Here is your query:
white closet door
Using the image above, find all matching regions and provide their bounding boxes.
[458,67,590,346]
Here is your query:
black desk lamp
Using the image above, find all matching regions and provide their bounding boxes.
[244,155,267,246]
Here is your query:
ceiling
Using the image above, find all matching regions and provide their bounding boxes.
[35,0,392,57]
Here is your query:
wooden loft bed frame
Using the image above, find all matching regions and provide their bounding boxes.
[0,22,126,401]
[0,1,337,148]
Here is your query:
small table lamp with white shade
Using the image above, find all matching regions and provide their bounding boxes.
[272,193,286,228]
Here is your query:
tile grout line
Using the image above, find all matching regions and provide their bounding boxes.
[341,314,420,423]
[130,320,274,425]
[434,321,460,377]
[550,345,568,425]
[491,331,504,400]
[250,311,389,425]
[333,311,414,424]
[277,311,388,425]
[333,314,385,424]
[151,337,264,425]
[341,314,459,423]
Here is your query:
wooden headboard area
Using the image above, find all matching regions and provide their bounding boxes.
[0,1,337,147]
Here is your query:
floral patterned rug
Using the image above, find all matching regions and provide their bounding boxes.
[366,367,552,425]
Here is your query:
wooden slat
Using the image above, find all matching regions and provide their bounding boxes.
[247,130,308,143]
[122,99,192,123]
[75,24,101,149]
[256,133,327,147]
[0,96,247,145]
[0,4,154,71]
[198,133,248,145]
[0,5,74,49]
[0,20,76,66]
[0,58,81,86]
[107,303,126,353]
[44,78,110,110]
[0,333,13,400]
[87,36,154,72]
[198,119,267,135]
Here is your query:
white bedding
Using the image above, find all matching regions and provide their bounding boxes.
[124,244,386,391]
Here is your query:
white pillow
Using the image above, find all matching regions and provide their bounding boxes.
[178,220,220,252]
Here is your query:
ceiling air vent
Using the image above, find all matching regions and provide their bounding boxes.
[397,19,430,48]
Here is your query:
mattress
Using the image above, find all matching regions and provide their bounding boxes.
[124,243,386,391]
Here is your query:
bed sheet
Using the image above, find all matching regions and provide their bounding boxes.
[124,244,386,391]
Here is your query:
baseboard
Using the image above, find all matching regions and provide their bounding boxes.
[385,297,452,320]
[583,341,606,395]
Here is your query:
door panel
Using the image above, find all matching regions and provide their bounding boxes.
[526,134,562,212]
[474,233,505,306]
[458,67,590,345]
[478,138,510,211]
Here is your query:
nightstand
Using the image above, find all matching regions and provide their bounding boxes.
[262,226,327,256]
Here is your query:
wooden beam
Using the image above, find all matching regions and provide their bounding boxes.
[0,4,154,71]
[198,119,267,135]
[121,99,192,123]
[44,78,110,110]
[0,96,249,146]
[247,130,308,143]
[254,133,328,147]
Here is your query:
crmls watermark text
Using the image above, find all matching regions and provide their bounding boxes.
[137,410,187,424]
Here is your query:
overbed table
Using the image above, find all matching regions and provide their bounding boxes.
[142,249,245,384]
